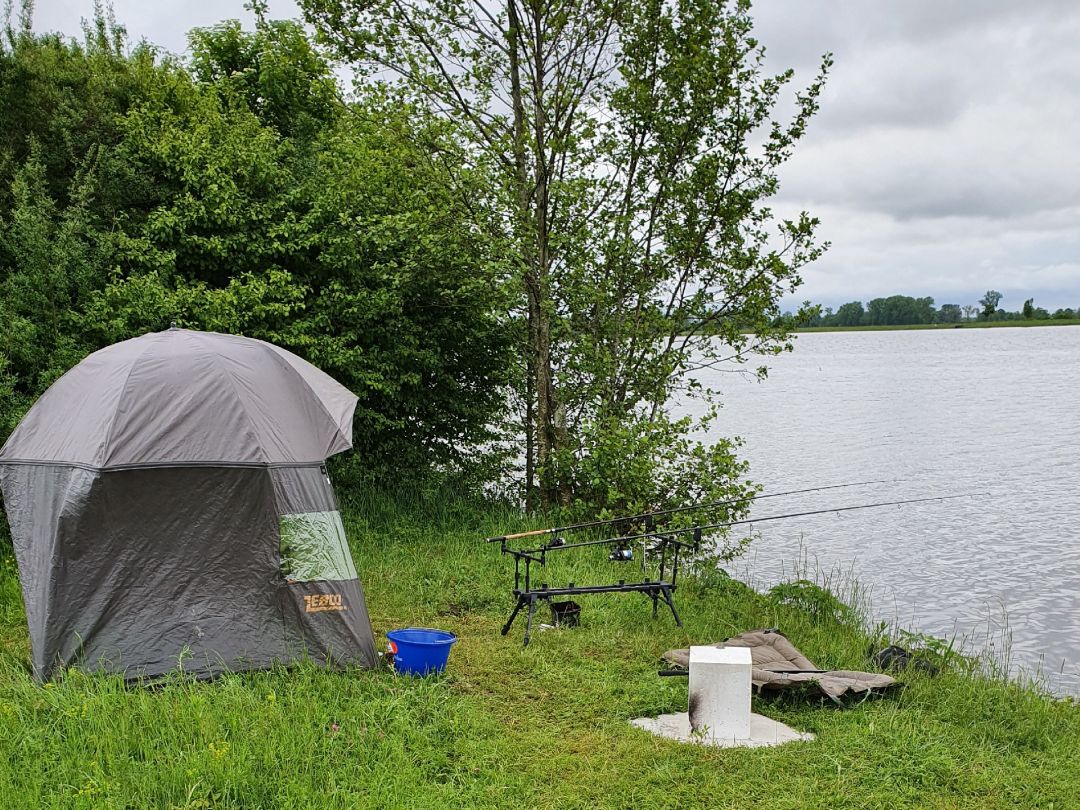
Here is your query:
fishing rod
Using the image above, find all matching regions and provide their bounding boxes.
[518,492,987,554]
[483,478,896,543]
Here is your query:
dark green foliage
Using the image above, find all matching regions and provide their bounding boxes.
[188,13,339,140]
[834,300,865,327]
[1019,299,1049,320]
[802,291,1070,328]
[0,12,166,435]
[0,10,156,210]
[979,289,1003,320]
[556,413,758,524]
[0,12,513,477]
[0,148,105,433]
[865,294,936,326]
[937,303,962,323]
[303,0,829,512]
[768,579,859,627]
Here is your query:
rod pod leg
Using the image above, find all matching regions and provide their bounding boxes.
[501,595,528,636]
[522,595,539,647]
[659,585,682,627]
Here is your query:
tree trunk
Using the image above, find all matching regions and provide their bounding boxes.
[508,0,564,509]
[508,1,538,510]
[533,284,558,506]
[524,353,536,512]
[528,0,567,507]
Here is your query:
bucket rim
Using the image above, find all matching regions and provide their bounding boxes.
[386,627,457,646]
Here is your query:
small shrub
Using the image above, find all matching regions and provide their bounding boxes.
[767,579,859,626]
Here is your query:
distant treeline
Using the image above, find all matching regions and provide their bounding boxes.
[780,290,1079,328]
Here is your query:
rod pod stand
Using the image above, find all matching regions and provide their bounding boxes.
[486,490,985,646]
[494,525,702,646]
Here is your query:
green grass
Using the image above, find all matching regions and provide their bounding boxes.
[792,319,1080,333]
[1,488,1077,809]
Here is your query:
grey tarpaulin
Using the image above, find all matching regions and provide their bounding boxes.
[0,328,378,680]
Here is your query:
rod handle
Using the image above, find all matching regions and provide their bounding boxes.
[485,527,551,542]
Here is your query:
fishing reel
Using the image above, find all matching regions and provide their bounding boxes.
[608,543,633,562]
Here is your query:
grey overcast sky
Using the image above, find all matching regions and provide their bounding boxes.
[32,0,1080,312]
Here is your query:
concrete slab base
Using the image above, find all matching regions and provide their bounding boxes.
[631,711,814,748]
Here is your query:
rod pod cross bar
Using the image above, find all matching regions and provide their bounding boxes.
[483,478,897,543]
[519,526,703,556]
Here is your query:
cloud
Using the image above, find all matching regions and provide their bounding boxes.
[775,202,1080,310]
[31,1,302,55]
[30,0,1080,311]
[754,1,1080,310]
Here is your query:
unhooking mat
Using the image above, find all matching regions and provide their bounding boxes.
[663,628,898,704]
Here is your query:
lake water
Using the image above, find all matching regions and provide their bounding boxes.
[686,326,1080,695]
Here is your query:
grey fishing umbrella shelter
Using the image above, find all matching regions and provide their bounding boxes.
[0,328,377,680]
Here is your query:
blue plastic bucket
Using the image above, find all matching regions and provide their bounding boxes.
[386,628,457,676]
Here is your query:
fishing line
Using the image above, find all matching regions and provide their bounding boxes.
[485,478,897,542]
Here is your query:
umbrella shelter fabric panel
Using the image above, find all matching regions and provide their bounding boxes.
[0,463,378,680]
[273,465,358,582]
[279,510,356,582]
[0,329,357,468]
[281,578,376,669]
[271,465,376,669]
[1,465,286,678]
[0,463,94,668]
[0,328,377,681]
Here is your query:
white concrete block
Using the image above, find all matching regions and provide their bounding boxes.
[688,645,752,741]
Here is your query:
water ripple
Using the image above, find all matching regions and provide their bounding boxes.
[685,326,1080,694]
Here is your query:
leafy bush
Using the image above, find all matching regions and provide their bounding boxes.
[767,579,860,627]
[0,14,513,480]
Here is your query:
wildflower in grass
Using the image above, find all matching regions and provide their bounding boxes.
[75,779,102,797]
[207,740,229,759]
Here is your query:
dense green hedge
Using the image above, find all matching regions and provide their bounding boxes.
[0,15,513,477]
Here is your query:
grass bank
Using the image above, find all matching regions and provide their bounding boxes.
[1,488,1077,809]
[792,318,1080,333]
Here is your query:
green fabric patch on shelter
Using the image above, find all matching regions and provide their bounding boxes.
[279,511,357,582]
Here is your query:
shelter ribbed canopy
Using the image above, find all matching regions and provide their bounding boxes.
[0,329,357,468]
